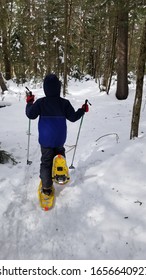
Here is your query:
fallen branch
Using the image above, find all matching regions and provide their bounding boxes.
[95,133,119,143]
[0,150,17,165]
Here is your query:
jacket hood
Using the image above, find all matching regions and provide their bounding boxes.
[43,74,61,97]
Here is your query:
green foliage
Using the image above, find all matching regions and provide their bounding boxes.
[0,0,145,81]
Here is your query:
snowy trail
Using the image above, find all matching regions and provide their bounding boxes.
[0,79,146,259]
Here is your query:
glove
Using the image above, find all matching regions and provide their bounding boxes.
[82,103,89,112]
[26,94,35,103]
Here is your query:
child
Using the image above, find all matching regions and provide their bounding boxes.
[26,74,89,196]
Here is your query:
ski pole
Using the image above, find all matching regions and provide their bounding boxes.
[26,119,32,165]
[69,99,91,169]
[26,87,32,165]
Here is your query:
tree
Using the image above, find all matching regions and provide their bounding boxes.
[0,0,13,80]
[0,0,145,83]
[63,0,70,97]
[130,19,146,139]
[115,0,129,100]
[101,1,117,93]
[0,72,7,93]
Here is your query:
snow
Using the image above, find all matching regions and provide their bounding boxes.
[0,77,146,260]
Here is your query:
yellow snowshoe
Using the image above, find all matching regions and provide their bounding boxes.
[52,154,70,185]
[38,181,55,211]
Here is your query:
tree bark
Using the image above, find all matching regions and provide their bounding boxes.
[0,1,12,80]
[116,0,129,100]
[63,0,69,97]
[0,72,7,93]
[130,19,146,139]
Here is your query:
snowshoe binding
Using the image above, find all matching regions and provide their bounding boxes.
[52,154,70,185]
[38,181,55,211]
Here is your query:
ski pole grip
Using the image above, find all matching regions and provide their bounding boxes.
[84,99,92,106]
[25,87,32,96]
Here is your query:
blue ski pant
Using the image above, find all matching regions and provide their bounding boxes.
[40,146,65,189]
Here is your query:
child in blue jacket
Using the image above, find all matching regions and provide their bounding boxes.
[26,74,88,196]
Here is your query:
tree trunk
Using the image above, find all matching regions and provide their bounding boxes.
[1,3,12,80]
[115,0,129,100]
[103,22,117,94]
[63,0,69,97]
[0,72,7,93]
[130,19,146,139]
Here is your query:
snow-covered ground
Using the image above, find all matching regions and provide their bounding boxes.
[0,77,146,260]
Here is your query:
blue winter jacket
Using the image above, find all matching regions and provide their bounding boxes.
[26,74,84,148]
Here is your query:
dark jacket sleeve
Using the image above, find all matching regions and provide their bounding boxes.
[65,100,84,122]
[26,99,41,119]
